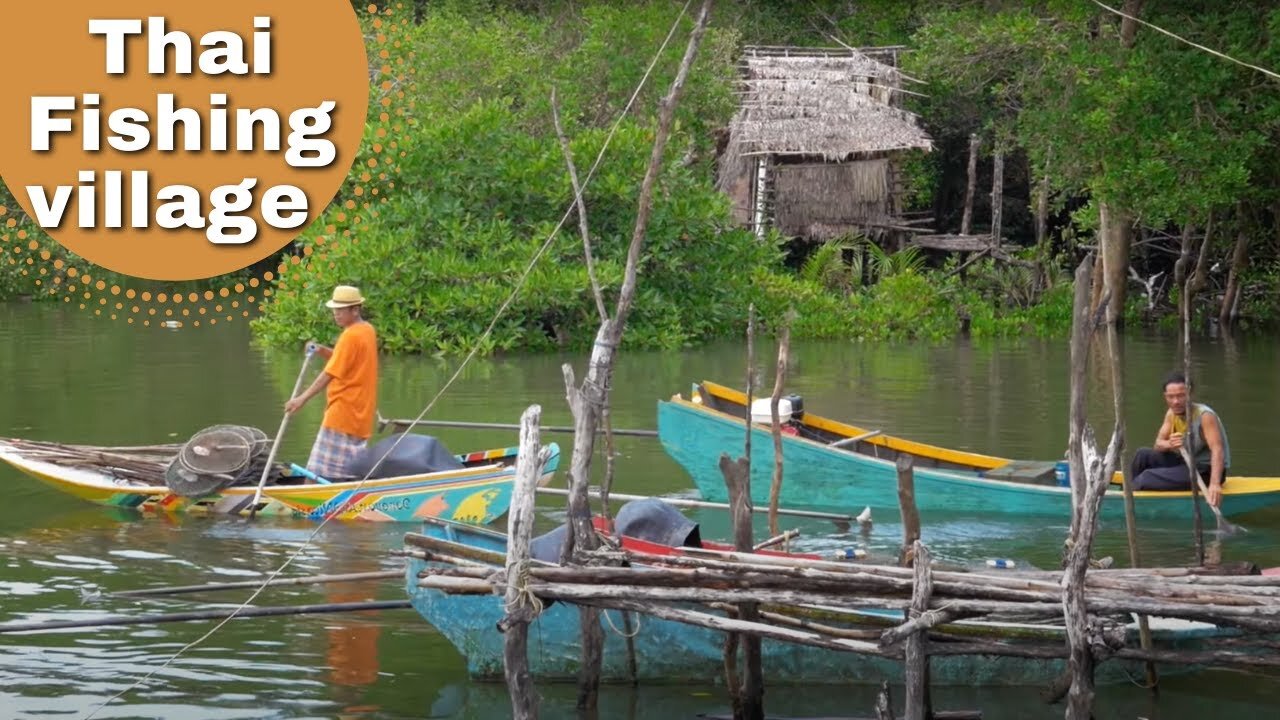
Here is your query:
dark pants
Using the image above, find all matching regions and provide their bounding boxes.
[1130,448,1214,491]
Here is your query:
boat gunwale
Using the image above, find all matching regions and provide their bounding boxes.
[668,383,1280,500]
[0,440,561,496]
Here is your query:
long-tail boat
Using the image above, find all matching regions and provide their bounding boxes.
[0,436,559,523]
[657,381,1280,520]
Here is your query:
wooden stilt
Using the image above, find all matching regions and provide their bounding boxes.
[896,455,919,567]
[502,405,544,720]
[903,542,933,720]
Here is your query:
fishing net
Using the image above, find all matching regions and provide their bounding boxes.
[164,425,272,497]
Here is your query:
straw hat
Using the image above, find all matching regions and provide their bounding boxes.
[325,285,365,309]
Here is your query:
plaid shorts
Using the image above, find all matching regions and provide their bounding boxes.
[306,427,367,480]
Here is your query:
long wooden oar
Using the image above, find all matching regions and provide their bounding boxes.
[249,349,316,519]
[111,570,402,598]
[378,416,658,437]
[1180,446,1244,535]
[0,599,411,634]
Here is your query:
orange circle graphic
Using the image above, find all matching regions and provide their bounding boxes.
[0,2,369,281]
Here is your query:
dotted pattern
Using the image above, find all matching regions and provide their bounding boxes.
[0,2,413,329]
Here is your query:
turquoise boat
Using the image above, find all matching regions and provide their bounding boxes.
[658,381,1280,521]
[403,516,1228,686]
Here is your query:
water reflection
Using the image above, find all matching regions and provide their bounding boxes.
[5,305,1280,717]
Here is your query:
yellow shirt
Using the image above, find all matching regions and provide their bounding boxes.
[322,321,378,439]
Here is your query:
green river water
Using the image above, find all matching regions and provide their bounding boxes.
[2,303,1279,719]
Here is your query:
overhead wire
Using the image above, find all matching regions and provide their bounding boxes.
[81,2,696,717]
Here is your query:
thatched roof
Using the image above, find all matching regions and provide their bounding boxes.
[726,46,932,161]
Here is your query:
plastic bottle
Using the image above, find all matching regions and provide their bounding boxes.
[986,558,1017,569]
[833,548,867,560]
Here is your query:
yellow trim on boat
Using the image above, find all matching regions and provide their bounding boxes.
[698,380,1007,470]
[690,380,1280,499]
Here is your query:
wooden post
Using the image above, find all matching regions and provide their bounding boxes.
[1114,329,1158,689]
[875,681,895,720]
[1066,256,1094,537]
[752,155,770,239]
[553,2,715,708]
[960,134,979,236]
[1062,254,1127,720]
[990,152,1004,245]
[1181,277,1206,566]
[904,541,933,720]
[896,455,920,567]
[503,405,544,720]
[722,304,764,720]
[767,314,793,537]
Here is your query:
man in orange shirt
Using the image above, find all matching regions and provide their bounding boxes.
[284,285,379,480]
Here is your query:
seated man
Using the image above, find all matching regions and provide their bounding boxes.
[1130,371,1230,507]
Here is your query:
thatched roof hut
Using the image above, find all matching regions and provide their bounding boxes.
[718,46,932,241]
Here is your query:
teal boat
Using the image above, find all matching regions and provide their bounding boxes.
[403,515,1230,686]
[658,381,1280,521]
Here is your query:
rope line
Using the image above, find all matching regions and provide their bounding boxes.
[82,3,695,717]
[1091,0,1280,81]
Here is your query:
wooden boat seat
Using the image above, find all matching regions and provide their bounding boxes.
[830,430,882,449]
[981,460,1059,486]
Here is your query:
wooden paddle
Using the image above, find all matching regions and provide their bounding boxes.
[1179,445,1244,535]
[248,348,317,519]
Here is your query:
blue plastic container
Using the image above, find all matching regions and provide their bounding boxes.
[1054,461,1070,487]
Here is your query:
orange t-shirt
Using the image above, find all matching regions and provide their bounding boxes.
[323,321,378,439]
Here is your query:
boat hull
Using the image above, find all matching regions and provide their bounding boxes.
[404,521,1214,686]
[0,440,559,524]
[658,392,1280,521]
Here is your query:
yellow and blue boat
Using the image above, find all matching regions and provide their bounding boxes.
[0,437,559,524]
[658,381,1280,521]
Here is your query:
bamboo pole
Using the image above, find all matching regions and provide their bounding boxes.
[0,600,411,634]
[536,487,854,522]
[111,570,403,598]
[1110,261,1158,690]
[503,405,543,720]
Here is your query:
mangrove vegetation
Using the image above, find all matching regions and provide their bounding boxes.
[4,1,1279,354]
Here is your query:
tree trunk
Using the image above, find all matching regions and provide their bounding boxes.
[1183,212,1214,325]
[1099,202,1132,328]
[1120,0,1146,48]
[1035,171,1049,248]
[989,152,1004,246]
[1068,256,1095,535]
[960,134,979,236]
[1218,227,1249,328]
[1173,221,1194,289]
